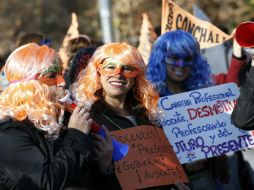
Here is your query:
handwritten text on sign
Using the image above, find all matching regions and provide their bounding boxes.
[161,0,233,49]
[158,83,254,164]
[111,125,188,190]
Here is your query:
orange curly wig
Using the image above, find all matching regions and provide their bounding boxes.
[0,43,63,138]
[72,42,159,120]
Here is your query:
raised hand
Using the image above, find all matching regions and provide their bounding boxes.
[68,106,92,134]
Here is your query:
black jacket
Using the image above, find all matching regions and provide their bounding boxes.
[0,118,94,190]
[231,67,254,130]
[87,100,172,190]
[90,100,153,131]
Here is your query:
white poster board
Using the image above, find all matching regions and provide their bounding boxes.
[158,83,254,164]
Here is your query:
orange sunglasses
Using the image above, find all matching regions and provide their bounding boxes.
[98,61,139,78]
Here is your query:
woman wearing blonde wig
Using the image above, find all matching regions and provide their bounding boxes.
[72,42,190,190]
[0,43,94,190]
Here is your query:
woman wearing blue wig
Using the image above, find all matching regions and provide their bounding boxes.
[146,30,229,190]
[146,30,212,96]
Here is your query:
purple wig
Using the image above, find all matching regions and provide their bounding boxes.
[146,30,213,96]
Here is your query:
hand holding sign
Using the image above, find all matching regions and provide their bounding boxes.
[111,125,188,190]
[91,121,129,161]
[159,83,254,164]
[93,125,114,172]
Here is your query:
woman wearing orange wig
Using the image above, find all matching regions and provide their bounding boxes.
[72,42,158,189]
[0,43,94,189]
[71,42,190,190]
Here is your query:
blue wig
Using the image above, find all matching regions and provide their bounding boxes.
[146,30,213,96]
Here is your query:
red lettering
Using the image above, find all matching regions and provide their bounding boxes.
[200,106,211,118]
[187,100,235,120]
[187,108,197,120]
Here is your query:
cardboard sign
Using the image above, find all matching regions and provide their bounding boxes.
[111,125,188,190]
[161,0,233,49]
[158,83,254,164]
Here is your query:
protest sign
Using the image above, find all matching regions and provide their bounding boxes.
[161,0,233,49]
[111,125,188,190]
[158,83,254,164]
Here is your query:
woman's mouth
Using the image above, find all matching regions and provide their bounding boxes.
[110,81,127,88]
[174,70,184,76]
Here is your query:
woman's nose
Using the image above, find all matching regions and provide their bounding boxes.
[175,59,185,67]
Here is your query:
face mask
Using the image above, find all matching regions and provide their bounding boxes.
[165,55,194,67]
[98,61,139,78]
[37,64,64,86]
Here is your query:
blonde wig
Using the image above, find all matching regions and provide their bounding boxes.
[73,42,159,120]
[0,43,63,138]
